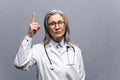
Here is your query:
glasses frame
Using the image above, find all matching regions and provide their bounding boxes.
[48,20,65,28]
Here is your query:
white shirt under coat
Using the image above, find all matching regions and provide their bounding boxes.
[14,36,85,80]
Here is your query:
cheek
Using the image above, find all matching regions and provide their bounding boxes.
[62,29,65,35]
[48,28,55,36]
[62,27,66,34]
[49,28,54,33]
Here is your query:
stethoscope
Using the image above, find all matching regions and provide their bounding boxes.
[44,44,75,70]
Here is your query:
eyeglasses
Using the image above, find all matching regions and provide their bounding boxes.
[48,20,65,28]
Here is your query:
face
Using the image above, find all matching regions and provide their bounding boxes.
[48,14,65,42]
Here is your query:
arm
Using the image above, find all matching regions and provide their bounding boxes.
[14,36,35,70]
[79,52,86,80]
[77,47,86,80]
[14,13,40,70]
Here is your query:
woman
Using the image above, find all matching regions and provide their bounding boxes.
[14,9,85,80]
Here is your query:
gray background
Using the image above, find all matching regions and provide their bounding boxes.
[0,0,120,80]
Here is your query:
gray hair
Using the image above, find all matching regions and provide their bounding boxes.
[43,9,71,45]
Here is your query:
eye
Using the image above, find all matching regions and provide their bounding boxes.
[58,21,64,27]
[49,22,56,26]
[58,21,63,24]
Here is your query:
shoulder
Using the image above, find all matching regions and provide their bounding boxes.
[32,42,44,49]
[69,43,82,57]
[71,44,81,51]
[31,43,45,56]
[71,44,84,60]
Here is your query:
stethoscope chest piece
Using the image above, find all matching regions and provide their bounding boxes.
[50,65,55,70]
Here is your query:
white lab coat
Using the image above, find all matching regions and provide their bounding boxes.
[14,36,85,80]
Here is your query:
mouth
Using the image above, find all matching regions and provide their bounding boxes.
[55,31,61,34]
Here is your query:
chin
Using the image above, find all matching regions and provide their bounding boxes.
[54,35,62,38]
[55,35,63,38]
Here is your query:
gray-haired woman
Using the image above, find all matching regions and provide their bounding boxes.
[14,9,85,80]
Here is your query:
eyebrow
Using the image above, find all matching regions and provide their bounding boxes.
[49,20,64,23]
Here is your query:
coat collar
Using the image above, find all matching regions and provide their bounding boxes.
[45,38,65,47]
[45,38,69,55]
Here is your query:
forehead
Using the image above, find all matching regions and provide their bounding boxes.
[48,14,64,22]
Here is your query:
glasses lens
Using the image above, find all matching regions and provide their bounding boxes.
[48,21,64,28]
[58,21,64,27]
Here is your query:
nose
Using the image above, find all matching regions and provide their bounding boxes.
[55,24,60,29]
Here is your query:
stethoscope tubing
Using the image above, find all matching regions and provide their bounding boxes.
[44,44,75,70]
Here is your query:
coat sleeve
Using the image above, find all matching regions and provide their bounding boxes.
[76,46,86,80]
[14,36,36,71]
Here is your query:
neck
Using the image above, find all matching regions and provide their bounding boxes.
[54,38,62,43]
[53,37,63,43]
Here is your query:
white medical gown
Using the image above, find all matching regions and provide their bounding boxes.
[14,36,85,80]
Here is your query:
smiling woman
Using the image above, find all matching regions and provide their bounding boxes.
[14,9,85,80]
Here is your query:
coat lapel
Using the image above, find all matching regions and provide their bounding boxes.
[45,42,58,56]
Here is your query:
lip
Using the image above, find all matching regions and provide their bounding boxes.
[55,31,61,34]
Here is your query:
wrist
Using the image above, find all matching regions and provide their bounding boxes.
[27,31,34,38]
[24,35,33,43]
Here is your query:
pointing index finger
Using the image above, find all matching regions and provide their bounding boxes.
[31,12,36,23]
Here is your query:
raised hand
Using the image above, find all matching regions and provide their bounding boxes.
[27,12,40,37]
